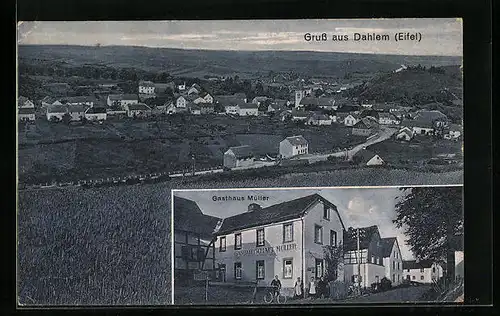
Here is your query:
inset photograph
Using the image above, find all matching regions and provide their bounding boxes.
[172,186,463,305]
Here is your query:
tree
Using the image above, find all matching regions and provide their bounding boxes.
[393,187,463,281]
[323,244,344,282]
[62,113,72,124]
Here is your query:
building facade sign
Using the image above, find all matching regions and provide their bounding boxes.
[234,243,298,258]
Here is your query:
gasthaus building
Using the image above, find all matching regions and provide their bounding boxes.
[212,194,346,296]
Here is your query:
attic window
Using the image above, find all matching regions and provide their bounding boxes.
[323,205,330,220]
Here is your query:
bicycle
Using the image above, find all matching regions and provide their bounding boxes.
[263,288,287,304]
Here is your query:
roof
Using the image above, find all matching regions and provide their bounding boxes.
[291,110,310,118]
[447,123,463,132]
[379,112,399,120]
[18,96,32,105]
[217,194,342,235]
[282,135,308,146]
[238,102,259,109]
[67,105,86,113]
[353,117,378,129]
[353,149,379,163]
[85,107,107,114]
[401,119,434,129]
[252,96,269,102]
[62,96,97,103]
[19,107,35,115]
[226,145,254,159]
[397,129,413,138]
[402,260,434,270]
[127,103,151,111]
[413,110,448,122]
[380,237,397,258]
[139,80,155,87]
[343,225,380,252]
[174,196,221,236]
[108,94,138,101]
[309,113,330,121]
[46,104,67,114]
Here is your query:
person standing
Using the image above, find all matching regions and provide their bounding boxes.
[308,277,317,300]
[294,277,303,299]
[317,277,326,299]
[270,275,282,298]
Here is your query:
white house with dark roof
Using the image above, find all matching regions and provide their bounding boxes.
[396,127,414,141]
[139,80,155,94]
[403,260,443,284]
[85,107,107,121]
[401,119,435,136]
[378,112,401,125]
[187,83,203,96]
[18,108,36,121]
[223,145,255,169]
[46,104,68,121]
[352,117,379,136]
[68,105,87,121]
[344,114,358,127]
[213,194,345,296]
[173,196,221,282]
[306,113,332,126]
[238,103,259,116]
[125,103,152,118]
[352,149,384,166]
[279,135,309,159]
[412,109,448,128]
[18,96,35,108]
[176,95,188,108]
[63,96,96,108]
[107,94,139,107]
[380,237,404,286]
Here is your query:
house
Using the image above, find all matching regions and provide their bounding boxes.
[173,196,221,282]
[46,104,68,121]
[178,82,186,91]
[18,108,36,121]
[344,114,358,127]
[252,96,269,105]
[279,110,293,122]
[401,119,435,136]
[299,97,337,110]
[224,104,240,115]
[238,103,259,116]
[200,103,215,115]
[380,237,404,286]
[200,92,214,104]
[187,83,203,95]
[41,97,64,108]
[176,95,188,108]
[307,113,332,126]
[279,135,308,158]
[352,117,379,136]
[63,96,96,108]
[125,103,152,118]
[396,127,414,141]
[106,108,127,116]
[18,96,35,108]
[412,110,448,128]
[444,124,462,140]
[343,226,386,289]
[138,80,156,95]
[85,107,107,121]
[403,260,443,284]
[67,105,87,121]
[352,149,384,166]
[189,103,201,115]
[291,110,310,122]
[107,94,139,107]
[378,112,401,125]
[223,145,255,169]
[213,194,345,295]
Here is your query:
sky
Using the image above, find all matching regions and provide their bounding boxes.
[17,18,462,56]
[173,187,416,260]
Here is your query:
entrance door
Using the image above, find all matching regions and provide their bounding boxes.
[220,264,226,282]
[315,259,324,279]
[406,275,410,281]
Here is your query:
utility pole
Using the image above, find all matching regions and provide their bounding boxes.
[191,154,196,176]
[357,228,361,295]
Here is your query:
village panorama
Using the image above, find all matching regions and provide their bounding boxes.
[17,45,463,189]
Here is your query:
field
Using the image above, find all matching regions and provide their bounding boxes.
[18,116,365,185]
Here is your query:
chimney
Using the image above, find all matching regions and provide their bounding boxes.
[247,203,261,212]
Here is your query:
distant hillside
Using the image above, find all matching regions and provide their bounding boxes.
[351,65,463,104]
[18,45,462,78]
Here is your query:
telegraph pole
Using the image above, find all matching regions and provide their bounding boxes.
[357,228,361,295]
[191,154,196,176]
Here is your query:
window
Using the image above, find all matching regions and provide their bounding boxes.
[432,267,436,273]
[377,257,380,265]
[398,262,400,270]
[330,230,337,246]
[421,275,424,281]
[412,275,416,280]
[314,225,323,244]
[393,261,395,270]
[420,268,425,273]
[371,256,375,264]
[191,247,198,261]
[283,259,293,279]
[375,276,379,283]
[315,259,324,279]
[407,269,410,272]
[323,205,330,220]
[219,236,226,252]
[256,260,265,279]
[235,233,242,250]
[392,274,395,282]
[234,262,242,280]
[256,229,265,247]
[398,274,400,282]
[283,223,294,242]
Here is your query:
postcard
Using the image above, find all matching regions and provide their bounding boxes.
[17,18,463,306]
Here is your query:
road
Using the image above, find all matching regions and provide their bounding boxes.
[298,126,397,164]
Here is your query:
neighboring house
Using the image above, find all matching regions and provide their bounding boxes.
[139,80,156,94]
[18,96,35,108]
[223,145,255,169]
[299,97,336,110]
[173,196,221,283]
[291,110,310,122]
[344,114,358,127]
[166,102,178,114]
[352,117,379,136]
[307,113,332,126]
[125,103,152,118]
[85,107,107,121]
[225,104,240,115]
[252,96,269,105]
[352,149,384,166]
[189,104,201,115]
[154,82,175,94]
[200,104,215,115]
[67,105,87,121]
[187,83,202,95]
[412,109,449,128]
[178,82,186,91]
[444,124,462,140]
[200,92,214,104]
[176,95,188,108]
[380,237,404,286]
[63,96,96,108]
[279,135,309,159]
[46,104,68,121]
[238,103,259,116]
[41,96,59,108]
[402,119,435,136]
[279,110,293,122]
[343,226,386,289]
[107,94,139,107]
[213,193,345,296]
[396,127,414,141]
[378,112,401,125]
[18,108,36,121]
[403,260,443,284]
